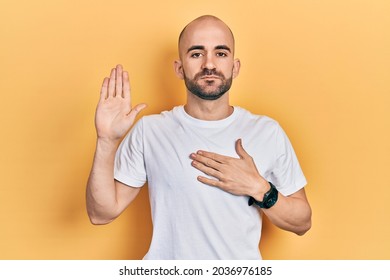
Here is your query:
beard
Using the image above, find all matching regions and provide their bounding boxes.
[183,68,233,100]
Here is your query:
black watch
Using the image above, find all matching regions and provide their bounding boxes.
[248,182,278,209]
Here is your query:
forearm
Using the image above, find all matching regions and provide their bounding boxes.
[86,64,146,224]
[86,139,120,224]
[262,190,312,235]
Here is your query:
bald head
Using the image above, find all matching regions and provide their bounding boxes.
[178,15,235,58]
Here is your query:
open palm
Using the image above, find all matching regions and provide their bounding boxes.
[95,65,146,142]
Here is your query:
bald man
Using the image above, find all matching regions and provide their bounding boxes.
[86,15,312,260]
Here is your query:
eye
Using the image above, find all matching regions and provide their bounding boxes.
[216,52,228,57]
[190,52,203,58]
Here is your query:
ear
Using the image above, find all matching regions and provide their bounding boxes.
[232,58,241,79]
[174,60,184,79]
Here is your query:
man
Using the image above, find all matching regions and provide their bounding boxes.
[86,15,312,260]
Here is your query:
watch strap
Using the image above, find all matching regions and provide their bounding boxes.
[248,181,279,209]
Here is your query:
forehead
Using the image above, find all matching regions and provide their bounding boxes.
[179,19,234,53]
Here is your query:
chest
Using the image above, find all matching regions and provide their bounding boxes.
[143,122,277,186]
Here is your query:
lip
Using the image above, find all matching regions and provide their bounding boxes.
[200,75,220,79]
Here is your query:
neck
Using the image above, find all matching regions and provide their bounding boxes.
[184,92,233,121]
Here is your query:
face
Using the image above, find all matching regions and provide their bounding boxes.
[175,18,240,100]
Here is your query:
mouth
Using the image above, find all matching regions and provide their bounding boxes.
[200,75,220,80]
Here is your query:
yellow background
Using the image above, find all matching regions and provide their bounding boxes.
[1,0,389,259]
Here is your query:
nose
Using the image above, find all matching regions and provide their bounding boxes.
[202,53,216,70]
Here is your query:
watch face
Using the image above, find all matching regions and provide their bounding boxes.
[263,183,278,209]
[248,182,278,209]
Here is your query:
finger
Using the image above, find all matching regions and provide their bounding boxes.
[191,153,221,170]
[191,160,222,179]
[235,139,249,159]
[197,176,222,188]
[196,150,229,164]
[127,103,147,121]
[123,71,131,100]
[108,68,116,97]
[99,77,109,101]
[115,64,123,97]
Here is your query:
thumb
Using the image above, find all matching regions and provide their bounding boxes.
[235,139,249,159]
[127,103,147,120]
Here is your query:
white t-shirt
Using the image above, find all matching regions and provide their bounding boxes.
[114,106,307,260]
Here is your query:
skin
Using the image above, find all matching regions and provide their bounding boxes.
[86,15,312,236]
[174,16,240,121]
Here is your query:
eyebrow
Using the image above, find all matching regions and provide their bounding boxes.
[187,45,232,53]
[215,45,231,52]
[187,45,205,53]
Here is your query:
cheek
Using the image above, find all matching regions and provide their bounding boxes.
[220,61,235,74]
[182,67,199,80]
[182,59,204,72]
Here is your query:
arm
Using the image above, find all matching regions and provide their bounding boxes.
[262,187,311,236]
[86,65,147,225]
[190,139,312,235]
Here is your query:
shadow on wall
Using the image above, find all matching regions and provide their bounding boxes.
[150,45,186,112]
[259,215,287,259]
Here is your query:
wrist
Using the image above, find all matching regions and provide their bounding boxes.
[251,179,271,202]
[248,181,279,209]
[96,137,121,154]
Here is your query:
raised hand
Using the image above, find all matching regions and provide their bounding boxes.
[95,65,147,142]
[190,139,270,200]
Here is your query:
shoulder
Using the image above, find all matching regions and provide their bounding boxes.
[141,106,179,122]
[133,107,182,135]
[236,107,281,131]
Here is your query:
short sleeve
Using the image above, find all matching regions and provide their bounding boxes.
[271,124,307,196]
[114,118,147,188]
